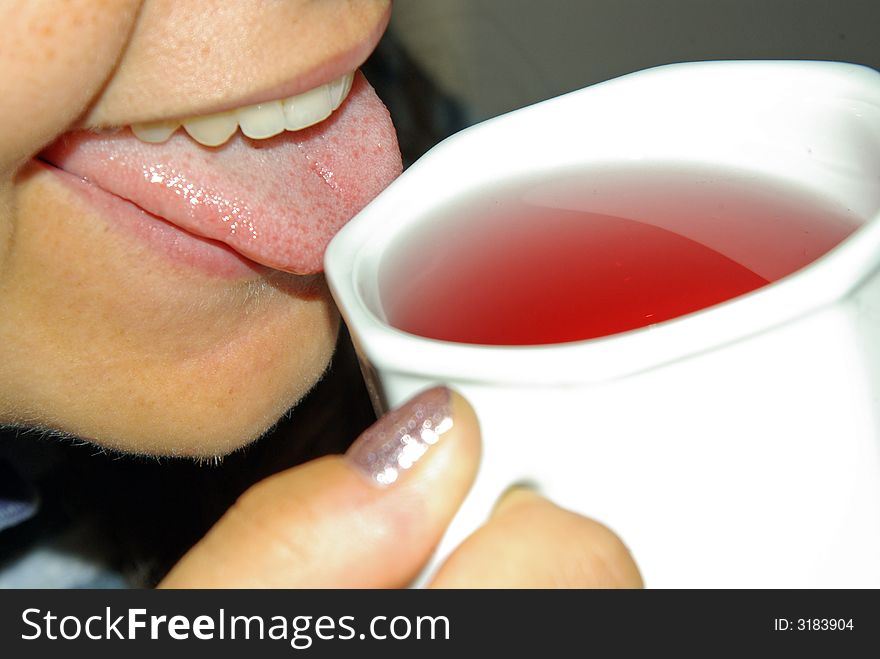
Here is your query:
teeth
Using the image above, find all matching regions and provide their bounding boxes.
[129,71,355,147]
[237,100,286,139]
[182,110,238,147]
[329,73,354,107]
[282,85,332,131]
[130,119,179,143]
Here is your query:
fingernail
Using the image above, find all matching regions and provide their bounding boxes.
[346,386,453,487]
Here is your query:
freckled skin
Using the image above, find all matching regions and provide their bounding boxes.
[0,0,395,457]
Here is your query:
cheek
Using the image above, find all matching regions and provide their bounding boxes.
[0,0,140,169]
[0,165,339,457]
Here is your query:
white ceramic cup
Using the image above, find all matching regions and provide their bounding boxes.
[325,61,880,587]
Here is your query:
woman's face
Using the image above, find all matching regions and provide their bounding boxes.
[0,0,400,457]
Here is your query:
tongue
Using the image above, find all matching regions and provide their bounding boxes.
[42,73,401,274]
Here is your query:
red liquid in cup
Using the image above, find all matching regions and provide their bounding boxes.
[381,166,858,345]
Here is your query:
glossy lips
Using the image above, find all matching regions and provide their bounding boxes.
[42,73,402,274]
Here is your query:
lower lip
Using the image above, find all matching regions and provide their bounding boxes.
[39,160,267,279]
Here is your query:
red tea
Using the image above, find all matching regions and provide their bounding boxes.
[380,166,858,345]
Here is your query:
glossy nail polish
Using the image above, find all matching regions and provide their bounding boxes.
[346,386,453,486]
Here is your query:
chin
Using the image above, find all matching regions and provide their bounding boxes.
[83,355,335,460]
[7,304,342,461]
[117,326,340,459]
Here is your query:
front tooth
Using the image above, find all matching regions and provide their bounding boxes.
[182,111,238,147]
[131,120,179,143]
[236,100,285,139]
[328,72,354,108]
[282,84,333,131]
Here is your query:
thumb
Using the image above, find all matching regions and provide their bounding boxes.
[159,387,480,588]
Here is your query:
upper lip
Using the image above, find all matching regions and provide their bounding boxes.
[80,6,391,129]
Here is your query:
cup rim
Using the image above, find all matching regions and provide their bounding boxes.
[325,60,880,386]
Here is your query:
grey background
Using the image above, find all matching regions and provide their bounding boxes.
[390,0,880,123]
